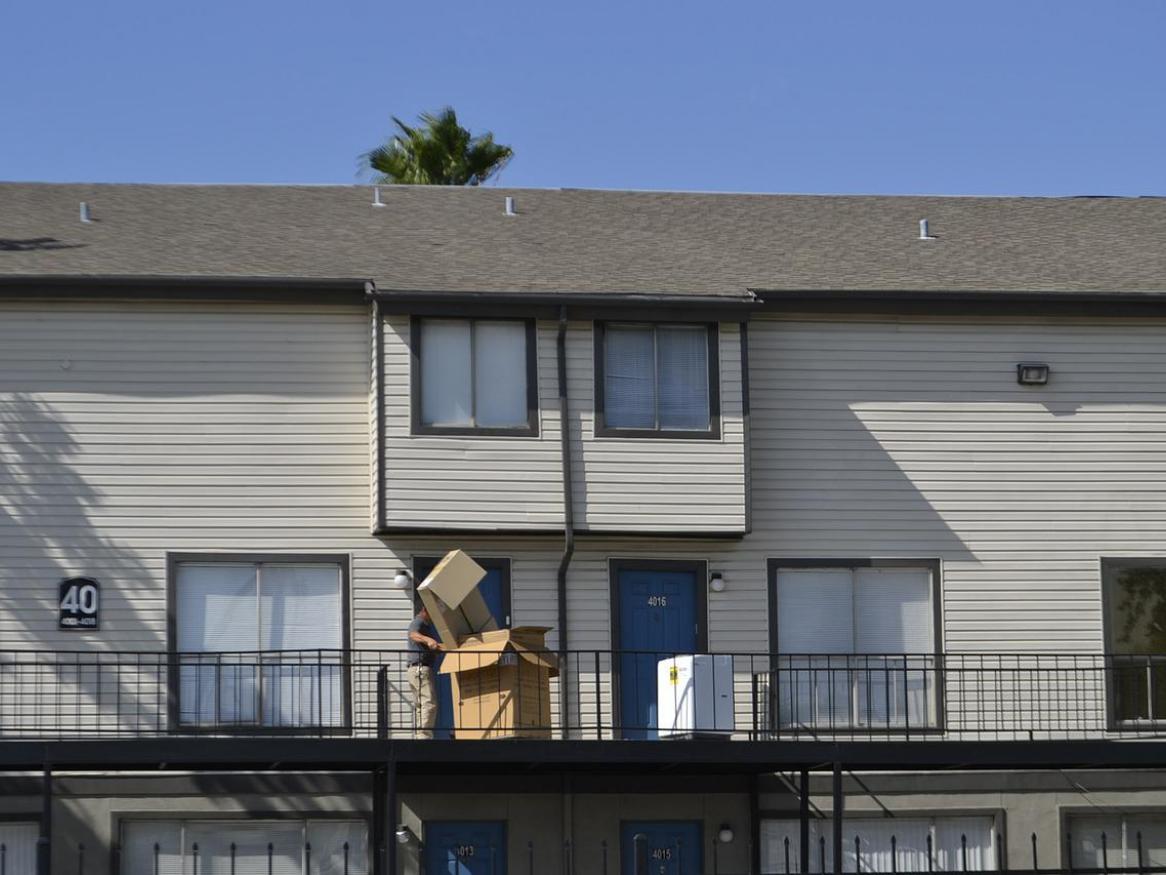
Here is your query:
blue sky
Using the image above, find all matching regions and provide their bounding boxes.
[4,1,1165,195]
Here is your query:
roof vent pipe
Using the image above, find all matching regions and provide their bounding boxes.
[505,196,517,217]
[79,202,92,223]
[918,219,937,240]
[372,186,385,208]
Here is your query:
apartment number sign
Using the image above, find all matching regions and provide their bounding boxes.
[58,577,100,630]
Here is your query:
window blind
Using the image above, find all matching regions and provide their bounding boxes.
[761,817,994,873]
[176,564,259,726]
[0,823,40,875]
[776,570,854,654]
[854,568,934,654]
[122,820,370,875]
[604,325,656,428]
[176,561,343,727]
[307,821,371,875]
[473,321,527,426]
[420,320,473,426]
[657,325,709,429]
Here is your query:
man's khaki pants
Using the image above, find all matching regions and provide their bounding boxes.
[409,664,437,739]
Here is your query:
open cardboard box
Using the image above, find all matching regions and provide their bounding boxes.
[415,550,558,739]
[440,627,558,740]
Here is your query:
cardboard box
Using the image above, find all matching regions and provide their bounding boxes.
[416,550,499,643]
[439,627,558,740]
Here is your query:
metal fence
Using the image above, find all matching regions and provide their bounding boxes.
[0,649,1163,741]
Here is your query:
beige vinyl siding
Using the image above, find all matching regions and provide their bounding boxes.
[750,314,1166,654]
[0,299,390,653]
[381,315,564,530]
[567,320,747,532]
[380,316,748,533]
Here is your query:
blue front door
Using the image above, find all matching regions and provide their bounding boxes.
[424,821,507,875]
[415,559,510,740]
[616,564,701,740]
[621,821,702,875]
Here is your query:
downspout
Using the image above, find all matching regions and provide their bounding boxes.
[556,305,575,738]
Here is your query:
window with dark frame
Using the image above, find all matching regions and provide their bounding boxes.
[770,560,940,730]
[596,322,719,436]
[413,317,537,434]
[172,559,347,729]
[1103,558,1166,724]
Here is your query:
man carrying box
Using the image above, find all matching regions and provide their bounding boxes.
[407,606,441,739]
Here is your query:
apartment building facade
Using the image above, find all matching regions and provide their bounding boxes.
[2,183,1166,874]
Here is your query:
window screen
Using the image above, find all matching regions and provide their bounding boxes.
[418,318,530,429]
[1104,560,1166,722]
[121,820,370,875]
[175,561,344,728]
[1070,813,1166,871]
[774,564,937,729]
[761,816,995,873]
[0,823,40,875]
[602,324,712,431]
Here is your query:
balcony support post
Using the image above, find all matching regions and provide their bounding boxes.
[386,754,399,875]
[799,769,810,874]
[37,763,51,875]
[832,761,843,875]
[372,766,385,875]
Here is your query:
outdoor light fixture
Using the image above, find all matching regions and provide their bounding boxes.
[717,824,735,844]
[1016,363,1050,386]
[392,569,413,590]
[395,825,412,845]
[709,572,726,593]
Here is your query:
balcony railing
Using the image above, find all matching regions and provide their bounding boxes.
[0,649,1163,741]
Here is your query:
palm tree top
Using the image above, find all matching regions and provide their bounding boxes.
[366,107,514,186]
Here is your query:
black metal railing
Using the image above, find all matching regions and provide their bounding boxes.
[0,649,1164,740]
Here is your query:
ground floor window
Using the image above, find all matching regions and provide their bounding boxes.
[0,822,38,874]
[121,818,368,874]
[1069,813,1166,870]
[761,816,995,872]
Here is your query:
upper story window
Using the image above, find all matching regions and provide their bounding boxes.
[595,322,720,438]
[173,556,348,729]
[412,317,538,436]
[1103,558,1166,724]
[770,560,939,730]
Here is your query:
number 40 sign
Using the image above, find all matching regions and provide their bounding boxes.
[59,577,100,631]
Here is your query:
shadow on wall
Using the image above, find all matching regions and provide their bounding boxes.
[0,394,162,720]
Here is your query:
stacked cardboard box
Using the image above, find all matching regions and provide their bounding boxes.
[417,550,557,740]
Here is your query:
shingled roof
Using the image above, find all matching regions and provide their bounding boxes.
[3,183,1166,298]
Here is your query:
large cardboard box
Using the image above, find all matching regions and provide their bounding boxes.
[416,550,498,643]
[439,627,558,740]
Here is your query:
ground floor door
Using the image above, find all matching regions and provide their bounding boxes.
[614,560,704,740]
[423,821,507,875]
[414,557,511,739]
[621,821,702,875]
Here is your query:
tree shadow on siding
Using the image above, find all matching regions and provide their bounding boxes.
[0,393,165,735]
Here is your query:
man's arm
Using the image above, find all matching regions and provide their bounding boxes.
[409,628,442,650]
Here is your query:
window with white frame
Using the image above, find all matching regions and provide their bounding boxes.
[121,818,369,875]
[762,816,996,873]
[414,318,534,432]
[773,563,938,729]
[174,560,345,728]
[598,323,717,434]
[1069,813,1166,871]
[0,822,39,874]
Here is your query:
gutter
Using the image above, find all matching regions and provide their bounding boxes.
[555,306,575,740]
[0,274,370,301]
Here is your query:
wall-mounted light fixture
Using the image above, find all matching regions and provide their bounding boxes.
[395,825,413,845]
[1017,362,1050,386]
[709,572,726,593]
[392,569,413,590]
[717,824,735,844]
